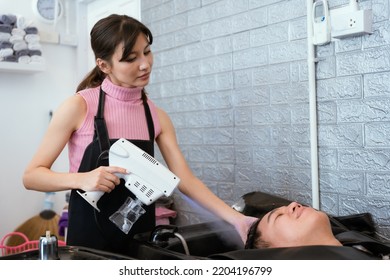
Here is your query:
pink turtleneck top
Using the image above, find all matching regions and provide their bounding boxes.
[67,78,161,172]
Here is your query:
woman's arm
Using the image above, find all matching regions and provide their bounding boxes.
[156,108,257,242]
[23,94,127,193]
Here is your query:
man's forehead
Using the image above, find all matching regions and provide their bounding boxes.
[267,208,277,223]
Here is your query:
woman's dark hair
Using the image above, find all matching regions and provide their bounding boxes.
[245,218,270,249]
[76,14,153,101]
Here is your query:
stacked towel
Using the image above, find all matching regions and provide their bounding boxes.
[18,55,31,64]
[13,40,27,51]
[0,41,12,49]
[0,32,10,42]
[25,34,40,43]
[0,48,13,60]
[0,13,43,64]
[29,50,42,56]
[27,42,42,51]
[0,24,12,33]
[30,55,45,64]
[3,55,17,62]
[0,14,17,26]
[25,26,38,35]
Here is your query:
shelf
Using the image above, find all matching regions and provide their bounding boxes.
[0,61,46,73]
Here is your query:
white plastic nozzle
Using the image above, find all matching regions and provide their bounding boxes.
[77,190,104,212]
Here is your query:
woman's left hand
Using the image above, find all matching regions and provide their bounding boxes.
[234,215,259,244]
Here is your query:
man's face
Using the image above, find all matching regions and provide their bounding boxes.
[258,202,331,248]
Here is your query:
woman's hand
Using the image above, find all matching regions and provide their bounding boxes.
[234,215,259,244]
[79,166,128,192]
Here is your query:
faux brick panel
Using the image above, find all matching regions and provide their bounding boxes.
[233,46,268,70]
[339,149,390,171]
[318,148,338,170]
[250,22,289,47]
[202,163,235,182]
[253,64,290,85]
[252,105,291,125]
[231,8,268,33]
[235,146,253,165]
[218,146,235,163]
[289,17,307,41]
[339,196,390,224]
[204,127,234,144]
[232,86,269,107]
[269,167,311,190]
[318,124,363,147]
[337,47,390,76]
[234,126,270,145]
[268,0,307,24]
[319,171,364,195]
[367,173,390,197]
[188,146,218,162]
[215,109,234,126]
[338,98,390,123]
[316,76,362,101]
[234,69,253,88]
[317,102,337,123]
[364,72,390,98]
[319,193,339,216]
[269,39,307,64]
[366,122,390,146]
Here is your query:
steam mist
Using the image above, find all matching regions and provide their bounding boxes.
[175,192,244,249]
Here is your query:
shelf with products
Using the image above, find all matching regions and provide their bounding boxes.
[0,61,45,73]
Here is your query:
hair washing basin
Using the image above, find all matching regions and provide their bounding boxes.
[129,221,244,260]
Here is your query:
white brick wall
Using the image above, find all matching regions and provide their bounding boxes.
[143,0,390,240]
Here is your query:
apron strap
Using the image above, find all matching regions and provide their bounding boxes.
[94,87,110,166]
[143,98,155,141]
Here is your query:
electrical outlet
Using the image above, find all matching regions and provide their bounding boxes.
[349,17,356,28]
[330,8,373,39]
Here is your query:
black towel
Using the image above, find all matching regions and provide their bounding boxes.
[24,26,38,35]
[3,55,17,62]
[15,49,29,58]
[0,41,12,49]
[28,49,42,56]
[0,14,17,26]
[0,23,12,33]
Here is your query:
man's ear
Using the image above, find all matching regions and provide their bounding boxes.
[96,58,111,74]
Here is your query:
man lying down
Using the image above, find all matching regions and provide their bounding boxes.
[212,192,390,260]
[243,201,390,260]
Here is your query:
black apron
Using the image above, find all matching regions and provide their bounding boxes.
[67,87,156,255]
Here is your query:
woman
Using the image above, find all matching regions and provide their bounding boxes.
[23,14,256,255]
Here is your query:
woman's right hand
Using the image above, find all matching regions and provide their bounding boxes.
[79,166,128,193]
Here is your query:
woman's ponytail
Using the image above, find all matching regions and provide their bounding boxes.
[76,66,106,92]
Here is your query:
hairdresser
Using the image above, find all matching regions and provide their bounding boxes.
[23,14,257,255]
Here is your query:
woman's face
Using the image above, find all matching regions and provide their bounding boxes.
[100,33,153,88]
[258,202,331,248]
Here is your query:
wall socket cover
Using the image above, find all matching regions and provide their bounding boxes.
[330,8,373,39]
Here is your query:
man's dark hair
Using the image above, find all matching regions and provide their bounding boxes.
[245,217,270,249]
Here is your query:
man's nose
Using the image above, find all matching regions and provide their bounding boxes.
[288,202,302,213]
